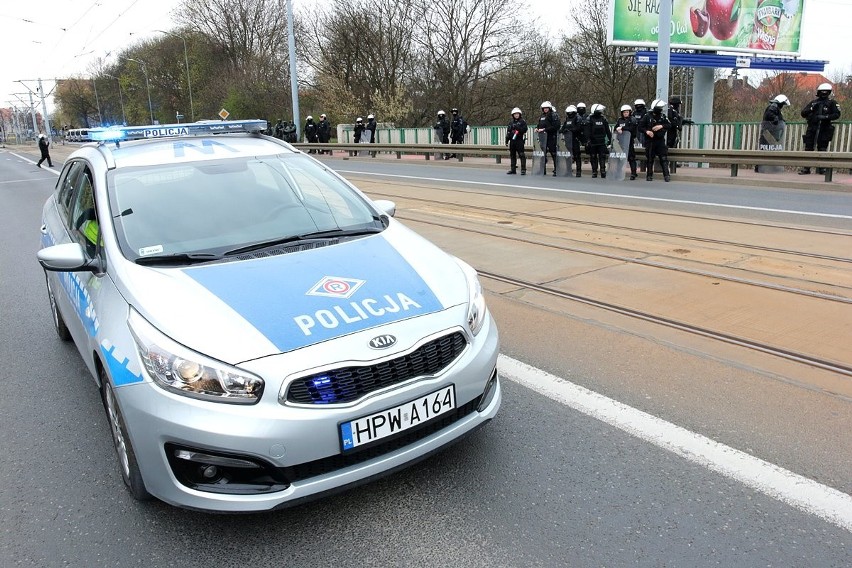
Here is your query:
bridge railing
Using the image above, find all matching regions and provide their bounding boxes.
[335,122,852,153]
[293,142,852,182]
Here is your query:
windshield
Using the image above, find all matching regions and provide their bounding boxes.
[108,154,382,261]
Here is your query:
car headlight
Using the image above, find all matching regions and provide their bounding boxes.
[455,258,487,335]
[128,308,264,404]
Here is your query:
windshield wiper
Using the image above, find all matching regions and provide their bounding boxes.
[297,227,384,239]
[135,252,223,266]
[224,227,383,257]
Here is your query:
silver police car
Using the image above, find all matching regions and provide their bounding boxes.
[37,120,500,512]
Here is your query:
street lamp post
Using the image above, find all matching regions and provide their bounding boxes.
[92,78,103,126]
[156,30,194,122]
[104,74,127,125]
[127,58,154,124]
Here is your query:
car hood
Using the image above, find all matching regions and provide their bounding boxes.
[122,225,468,364]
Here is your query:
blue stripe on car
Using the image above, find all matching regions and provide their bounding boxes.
[183,237,445,352]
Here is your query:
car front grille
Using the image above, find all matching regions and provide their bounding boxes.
[285,331,467,405]
[279,395,481,483]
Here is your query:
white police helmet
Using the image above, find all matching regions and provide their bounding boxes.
[306,115,313,120]
[817,83,832,95]
[511,107,522,115]
[356,117,363,122]
[541,101,552,109]
[38,133,46,139]
[653,99,666,111]
[367,114,374,119]
[437,110,445,115]
[591,104,606,114]
[566,105,577,113]
[620,104,632,113]
[771,94,790,106]
[576,102,586,108]
[634,99,646,107]
[320,113,327,118]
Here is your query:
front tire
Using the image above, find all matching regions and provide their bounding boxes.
[45,275,71,341]
[100,368,151,501]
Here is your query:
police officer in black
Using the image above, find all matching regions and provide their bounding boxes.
[450,108,467,158]
[434,110,451,159]
[666,96,690,149]
[799,83,842,174]
[561,105,585,177]
[506,107,528,175]
[317,113,331,154]
[633,99,648,171]
[573,103,589,176]
[585,104,612,179]
[535,101,560,176]
[614,104,638,180]
[304,115,318,153]
[353,117,365,143]
[282,121,297,143]
[638,99,671,182]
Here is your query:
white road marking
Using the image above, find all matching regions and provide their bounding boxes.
[498,353,852,532]
[10,152,60,176]
[338,169,852,220]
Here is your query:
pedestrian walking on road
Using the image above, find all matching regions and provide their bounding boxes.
[37,134,53,168]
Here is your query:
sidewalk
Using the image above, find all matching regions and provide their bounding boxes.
[7,141,850,192]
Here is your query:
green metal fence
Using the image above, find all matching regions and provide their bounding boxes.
[336,121,852,152]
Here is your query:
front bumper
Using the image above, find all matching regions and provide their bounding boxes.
[116,314,500,512]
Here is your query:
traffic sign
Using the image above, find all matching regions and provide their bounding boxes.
[219,108,230,120]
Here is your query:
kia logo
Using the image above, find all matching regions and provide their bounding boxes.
[369,334,397,349]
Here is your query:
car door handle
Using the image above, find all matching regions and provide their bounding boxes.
[41,224,48,234]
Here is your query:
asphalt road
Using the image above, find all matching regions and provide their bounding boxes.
[1,147,849,567]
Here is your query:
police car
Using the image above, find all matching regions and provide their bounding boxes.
[37,120,500,512]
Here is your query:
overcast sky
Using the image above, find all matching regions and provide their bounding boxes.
[1,0,849,113]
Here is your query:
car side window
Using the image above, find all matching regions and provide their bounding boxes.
[69,166,100,256]
[57,161,84,224]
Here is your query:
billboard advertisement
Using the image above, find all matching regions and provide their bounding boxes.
[608,0,806,56]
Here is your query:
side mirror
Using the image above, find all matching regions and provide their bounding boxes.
[37,243,101,273]
[373,199,396,217]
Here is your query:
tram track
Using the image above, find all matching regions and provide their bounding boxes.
[365,188,852,264]
[479,271,852,380]
[397,214,852,304]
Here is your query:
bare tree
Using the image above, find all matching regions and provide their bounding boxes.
[302,0,417,123]
[409,0,523,124]
[176,0,290,72]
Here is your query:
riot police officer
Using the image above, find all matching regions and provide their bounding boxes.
[304,116,318,153]
[353,117,365,143]
[614,104,638,180]
[506,107,528,175]
[450,108,467,158]
[638,99,671,182]
[666,96,690,149]
[317,113,331,154]
[561,105,584,177]
[633,98,648,171]
[435,110,451,159]
[585,104,611,178]
[535,101,561,176]
[799,83,842,174]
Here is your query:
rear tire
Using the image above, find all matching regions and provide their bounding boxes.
[45,275,71,341]
[100,368,151,501]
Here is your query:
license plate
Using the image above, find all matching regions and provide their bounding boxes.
[340,385,456,451]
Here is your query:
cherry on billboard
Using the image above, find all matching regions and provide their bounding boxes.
[608,0,805,56]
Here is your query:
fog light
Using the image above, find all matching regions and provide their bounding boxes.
[477,367,499,412]
[200,465,219,479]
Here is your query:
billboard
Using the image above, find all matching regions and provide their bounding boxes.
[608,0,806,56]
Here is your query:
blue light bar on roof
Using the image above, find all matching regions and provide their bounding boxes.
[90,119,268,143]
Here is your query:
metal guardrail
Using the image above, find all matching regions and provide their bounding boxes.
[293,143,852,183]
